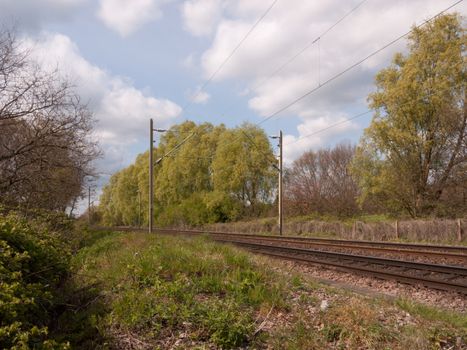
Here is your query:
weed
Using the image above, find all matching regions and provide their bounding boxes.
[396,299,467,329]
[72,232,287,348]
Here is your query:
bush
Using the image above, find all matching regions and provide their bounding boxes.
[0,212,71,349]
[157,191,241,227]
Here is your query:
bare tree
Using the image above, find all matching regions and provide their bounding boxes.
[284,143,360,217]
[0,28,100,211]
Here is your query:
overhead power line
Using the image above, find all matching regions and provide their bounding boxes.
[155,132,196,164]
[283,79,466,147]
[163,0,279,161]
[160,0,463,167]
[256,0,464,127]
[214,0,368,122]
[252,0,369,91]
[284,110,372,147]
[221,0,463,156]
[240,129,279,169]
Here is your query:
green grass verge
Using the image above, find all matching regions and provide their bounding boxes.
[70,232,287,348]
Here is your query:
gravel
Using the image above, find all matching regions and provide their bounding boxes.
[267,257,467,312]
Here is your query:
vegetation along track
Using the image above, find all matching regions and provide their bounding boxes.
[105,227,467,294]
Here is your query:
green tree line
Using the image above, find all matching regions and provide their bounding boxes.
[98,122,276,226]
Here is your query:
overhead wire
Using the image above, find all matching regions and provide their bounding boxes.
[284,79,466,147]
[225,0,463,163]
[155,132,196,164]
[159,0,464,165]
[284,110,372,146]
[251,0,369,92]
[256,0,464,127]
[214,0,369,122]
[239,129,279,169]
[219,0,464,155]
[211,0,371,159]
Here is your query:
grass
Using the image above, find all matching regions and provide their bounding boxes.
[60,230,466,349]
[396,299,467,329]
[68,231,287,348]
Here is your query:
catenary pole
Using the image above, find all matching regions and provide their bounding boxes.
[88,186,91,225]
[149,119,154,233]
[138,190,141,228]
[278,130,283,236]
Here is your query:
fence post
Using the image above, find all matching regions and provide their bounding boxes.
[352,221,356,239]
[458,219,462,242]
[395,220,399,239]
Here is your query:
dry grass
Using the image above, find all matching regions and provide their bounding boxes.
[205,218,466,243]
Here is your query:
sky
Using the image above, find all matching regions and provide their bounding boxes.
[1,0,465,208]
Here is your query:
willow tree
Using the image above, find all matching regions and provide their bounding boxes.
[212,123,277,216]
[99,121,278,226]
[352,14,466,217]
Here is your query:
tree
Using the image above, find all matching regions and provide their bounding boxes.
[352,14,466,217]
[212,123,276,216]
[98,122,276,226]
[285,143,360,217]
[0,28,100,211]
[154,121,225,207]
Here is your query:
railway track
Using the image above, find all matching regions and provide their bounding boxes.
[102,226,467,294]
[154,228,467,262]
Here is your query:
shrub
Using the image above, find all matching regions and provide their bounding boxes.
[0,212,70,349]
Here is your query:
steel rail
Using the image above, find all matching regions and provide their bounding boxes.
[213,240,467,293]
[155,228,467,257]
[206,234,467,259]
[246,249,467,294]
[216,240,467,276]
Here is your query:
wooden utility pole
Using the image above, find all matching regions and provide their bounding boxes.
[149,118,154,233]
[278,130,283,235]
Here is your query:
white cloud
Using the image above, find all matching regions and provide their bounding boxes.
[181,0,222,36]
[283,114,360,163]
[188,86,211,104]
[97,0,167,37]
[25,32,181,148]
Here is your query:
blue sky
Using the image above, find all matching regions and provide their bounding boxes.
[1,0,465,206]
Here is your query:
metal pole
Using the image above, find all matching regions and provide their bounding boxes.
[149,119,154,233]
[278,130,283,236]
[138,190,141,228]
[88,186,91,225]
